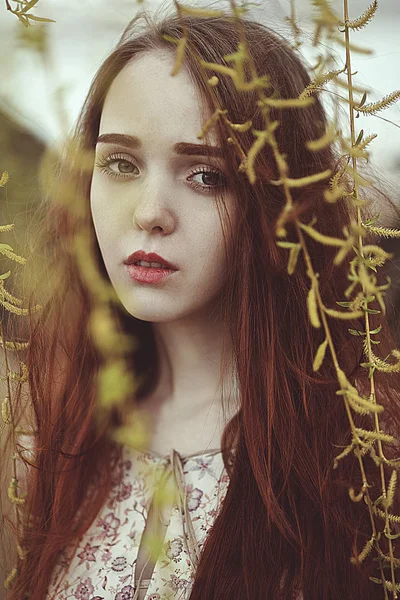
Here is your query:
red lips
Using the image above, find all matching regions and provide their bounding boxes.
[124,250,178,270]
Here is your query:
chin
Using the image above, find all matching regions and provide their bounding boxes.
[120,302,179,323]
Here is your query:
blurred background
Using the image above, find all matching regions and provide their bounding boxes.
[0,0,399,340]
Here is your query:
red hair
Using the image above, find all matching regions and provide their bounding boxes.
[2,9,400,599]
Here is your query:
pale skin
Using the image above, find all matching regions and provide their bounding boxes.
[90,49,239,457]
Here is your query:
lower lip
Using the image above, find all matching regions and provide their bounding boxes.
[126,264,178,284]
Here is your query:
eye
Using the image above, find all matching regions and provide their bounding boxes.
[94,153,228,194]
[94,153,138,179]
[187,166,227,195]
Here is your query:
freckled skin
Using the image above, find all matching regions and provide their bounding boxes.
[90,50,239,455]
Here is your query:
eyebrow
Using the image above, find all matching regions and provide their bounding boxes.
[95,133,224,159]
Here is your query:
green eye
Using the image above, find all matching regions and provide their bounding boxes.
[94,153,138,179]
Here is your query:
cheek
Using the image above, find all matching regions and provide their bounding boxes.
[90,176,111,222]
[89,186,116,264]
[90,178,125,243]
[193,221,229,285]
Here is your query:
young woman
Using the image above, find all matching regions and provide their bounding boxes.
[2,7,400,600]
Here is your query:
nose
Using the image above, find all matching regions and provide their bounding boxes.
[132,172,175,234]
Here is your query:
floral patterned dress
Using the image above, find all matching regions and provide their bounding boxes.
[45,445,230,600]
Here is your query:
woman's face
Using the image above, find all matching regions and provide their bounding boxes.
[90,49,236,323]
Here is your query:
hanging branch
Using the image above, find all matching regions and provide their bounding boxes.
[0,174,38,591]
[5,0,55,26]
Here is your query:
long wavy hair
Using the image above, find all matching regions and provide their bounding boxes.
[3,8,400,600]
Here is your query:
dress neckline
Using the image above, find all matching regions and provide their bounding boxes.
[126,444,222,461]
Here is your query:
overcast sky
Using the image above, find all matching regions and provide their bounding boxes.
[1,0,399,193]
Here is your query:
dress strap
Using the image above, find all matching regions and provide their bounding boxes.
[133,449,208,598]
[170,449,202,570]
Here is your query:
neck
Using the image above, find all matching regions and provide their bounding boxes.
[151,311,237,411]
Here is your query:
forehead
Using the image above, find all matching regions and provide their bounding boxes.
[99,49,219,148]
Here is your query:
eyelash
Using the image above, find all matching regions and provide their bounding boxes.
[94,153,227,194]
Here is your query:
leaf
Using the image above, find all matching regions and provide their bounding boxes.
[97,359,136,409]
[346,393,384,415]
[16,544,26,560]
[324,308,364,320]
[0,247,27,264]
[355,130,364,145]
[350,535,375,564]
[355,428,395,443]
[369,325,382,335]
[298,69,345,99]
[174,4,226,17]
[270,169,332,188]
[384,470,397,509]
[347,145,369,160]
[0,223,14,233]
[287,245,301,275]
[226,119,253,132]
[329,169,345,190]
[276,241,300,249]
[313,338,328,371]
[89,306,135,356]
[349,486,365,502]
[2,397,12,425]
[364,243,393,261]
[357,91,367,108]
[7,477,26,505]
[359,133,377,150]
[0,171,9,187]
[261,97,315,109]
[0,300,32,316]
[17,13,29,27]
[346,0,378,31]
[201,51,271,93]
[333,443,355,469]
[170,35,188,77]
[384,531,400,540]
[207,76,219,87]
[25,14,56,23]
[362,224,400,239]
[162,34,181,45]
[306,125,337,151]
[4,567,18,591]
[299,223,347,247]
[246,129,270,185]
[307,285,321,328]
[0,243,14,252]
[0,286,24,309]
[324,185,346,203]
[374,507,400,523]
[369,578,400,593]
[197,109,228,140]
[348,328,365,336]
[355,90,400,115]
[111,410,151,451]
[19,0,40,14]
